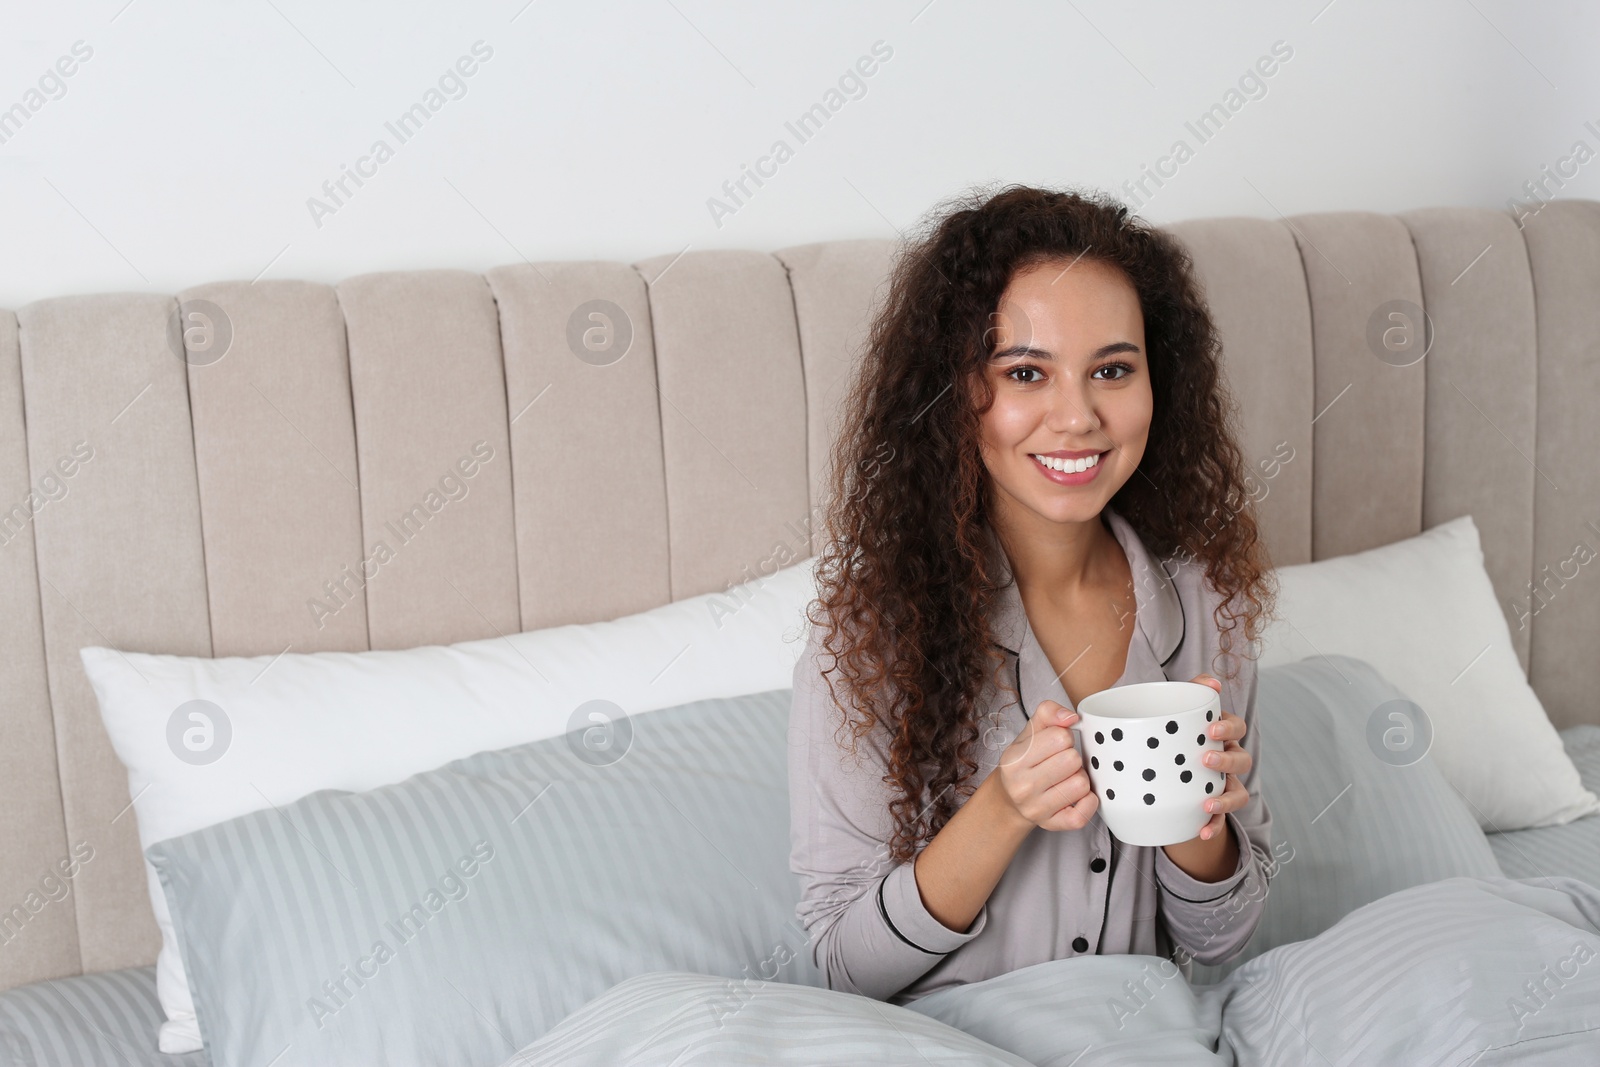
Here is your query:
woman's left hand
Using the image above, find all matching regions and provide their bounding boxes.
[1191,674,1252,842]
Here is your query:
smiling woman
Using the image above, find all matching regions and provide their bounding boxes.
[975,255,1157,711]
[789,183,1280,1004]
[981,257,1151,520]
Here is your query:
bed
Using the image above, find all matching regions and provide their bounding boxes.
[3,699,1599,1065]
[1,198,1598,1064]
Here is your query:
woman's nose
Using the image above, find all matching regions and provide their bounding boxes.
[1045,376,1099,435]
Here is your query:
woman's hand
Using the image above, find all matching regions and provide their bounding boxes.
[993,699,1100,832]
[1189,673,1252,843]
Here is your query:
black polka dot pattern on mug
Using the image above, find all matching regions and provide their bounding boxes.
[1087,706,1223,814]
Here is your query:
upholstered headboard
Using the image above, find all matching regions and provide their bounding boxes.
[1,200,1596,992]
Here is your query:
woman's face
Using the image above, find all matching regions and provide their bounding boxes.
[976,256,1152,528]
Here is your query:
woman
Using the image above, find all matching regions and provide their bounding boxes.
[788,184,1280,1004]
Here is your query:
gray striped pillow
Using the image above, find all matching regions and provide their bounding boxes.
[147,688,820,1067]
[1189,654,1503,984]
[1487,725,1600,886]
[0,965,203,1067]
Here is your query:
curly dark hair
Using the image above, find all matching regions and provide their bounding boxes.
[804,182,1278,865]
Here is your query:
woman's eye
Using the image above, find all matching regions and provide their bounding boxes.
[1005,362,1132,384]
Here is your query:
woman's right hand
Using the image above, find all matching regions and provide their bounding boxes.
[993,699,1100,832]
[911,699,1093,939]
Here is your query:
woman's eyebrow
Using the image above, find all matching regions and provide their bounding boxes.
[989,341,1142,361]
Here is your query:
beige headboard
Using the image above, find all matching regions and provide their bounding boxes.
[1,200,1596,992]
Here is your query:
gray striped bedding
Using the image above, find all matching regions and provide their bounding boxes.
[0,966,203,1067]
[4,663,1599,1065]
[1487,725,1600,888]
[1187,654,1504,984]
[11,871,1600,1067]
[499,970,1041,1066]
[1211,875,1600,1066]
[508,876,1600,1066]
[145,688,821,1067]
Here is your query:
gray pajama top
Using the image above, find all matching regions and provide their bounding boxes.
[787,505,1276,1003]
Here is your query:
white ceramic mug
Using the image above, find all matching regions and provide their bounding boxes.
[1071,680,1227,846]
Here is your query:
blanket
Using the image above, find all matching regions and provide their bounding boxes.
[501,876,1600,1067]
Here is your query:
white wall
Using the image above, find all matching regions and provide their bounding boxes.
[1,0,1596,307]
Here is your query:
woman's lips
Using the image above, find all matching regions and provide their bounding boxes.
[1029,450,1107,486]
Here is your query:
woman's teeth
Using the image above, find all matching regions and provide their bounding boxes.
[1032,452,1101,474]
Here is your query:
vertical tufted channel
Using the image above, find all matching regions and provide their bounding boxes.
[773,239,898,559]
[1164,217,1316,569]
[1521,200,1600,730]
[181,280,369,656]
[631,250,811,601]
[1281,212,1427,560]
[1399,207,1539,673]
[487,263,670,629]
[0,309,78,986]
[17,294,210,973]
[337,271,519,651]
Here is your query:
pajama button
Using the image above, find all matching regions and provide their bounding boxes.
[1072,936,1089,953]
[1089,857,1106,873]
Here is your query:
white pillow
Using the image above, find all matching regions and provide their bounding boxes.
[1258,514,1598,833]
[80,557,818,1054]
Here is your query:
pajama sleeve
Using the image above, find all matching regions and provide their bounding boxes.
[787,623,986,1001]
